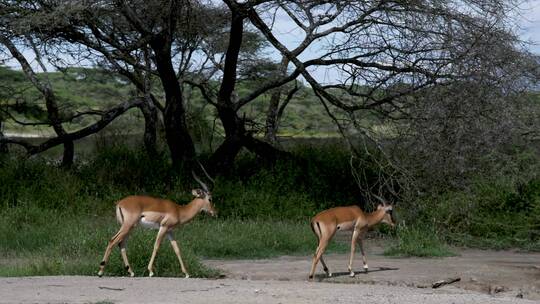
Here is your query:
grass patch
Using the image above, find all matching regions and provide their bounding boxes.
[182,219,348,259]
[1,143,539,278]
[397,175,540,251]
[0,207,218,278]
[383,225,455,257]
[0,206,347,277]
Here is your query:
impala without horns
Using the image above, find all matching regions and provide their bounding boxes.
[308,195,396,280]
[97,165,216,278]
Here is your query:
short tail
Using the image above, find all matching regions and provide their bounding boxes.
[115,205,125,224]
[310,220,323,240]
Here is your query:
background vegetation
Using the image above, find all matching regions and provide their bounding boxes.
[1,137,539,277]
[1,0,539,279]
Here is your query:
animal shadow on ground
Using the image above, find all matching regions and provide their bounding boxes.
[314,267,399,281]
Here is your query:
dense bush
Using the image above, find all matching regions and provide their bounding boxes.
[0,143,368,218]
[397,164,540,250]
[1,142,539,277]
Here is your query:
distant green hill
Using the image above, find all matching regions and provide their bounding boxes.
[0,66,338,138]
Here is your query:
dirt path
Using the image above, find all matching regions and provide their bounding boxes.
[1,248,538,303]
[205,248,540,300]
[0,276,536,304]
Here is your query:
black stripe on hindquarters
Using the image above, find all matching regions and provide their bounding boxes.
[118,206,125,223]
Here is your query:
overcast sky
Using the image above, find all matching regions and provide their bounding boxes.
[4,1,540,81]
[519,0,540,52]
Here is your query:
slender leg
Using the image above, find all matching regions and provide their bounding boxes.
[358,230,368,272]
[98,227,130,277]
[308,239,329,280]
[348,229,360,277]
[119,237,135,277]
[308,238,331,279]
[147,226,168,277]
[310,233,331,277]
[167,231,189,278]
[308,223,336,280]
[320,256,332,277]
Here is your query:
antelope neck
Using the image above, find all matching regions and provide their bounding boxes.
[365,208,385,227]
[178,198,205,222]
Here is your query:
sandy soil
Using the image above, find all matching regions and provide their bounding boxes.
[0,275,537,304]
[1,247,539,303]
[205,246,540,301]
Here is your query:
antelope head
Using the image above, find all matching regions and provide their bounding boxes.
[374,194,396,228]
[191,163,217,217]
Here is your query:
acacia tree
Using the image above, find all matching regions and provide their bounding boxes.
[242,0,533,196]
[392,31,540,190]
[0,0,196,165]
[0,35,75,166]
[0,3,147,160]
[1,0,535,180]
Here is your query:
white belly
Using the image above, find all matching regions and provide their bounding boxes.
[139,217,160,229]
[337,220,355,231]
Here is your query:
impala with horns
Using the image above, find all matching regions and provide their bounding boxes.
[97,166,216,278]
[308,195,395,280]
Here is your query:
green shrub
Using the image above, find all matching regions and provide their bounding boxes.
[0,206,347,276]
[1,142,539,278]
[398,174,540,250]
[384,224,455,257]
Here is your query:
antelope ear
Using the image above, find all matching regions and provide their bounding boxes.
[385,205,393,211]
[191,189,199,197]
[377,204,383,209]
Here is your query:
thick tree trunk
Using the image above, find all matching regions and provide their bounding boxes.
[138,97,158,156]
[61,141,74,167]
[264,57,289,144]
[209,106,245,173]
[0,120,7,153]
[264,90,281,144]
[209,10,291,173]
[209,11,246,173]
[42,90,74,167]
[151,36,195,168]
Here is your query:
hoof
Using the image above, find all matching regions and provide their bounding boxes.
[308,275,314,280]
[184,274,190,279]
[363,265,369,272]
[349,271,355,277]
[327,272,333,277]
[149,271,154,277]
[129,272,135,277]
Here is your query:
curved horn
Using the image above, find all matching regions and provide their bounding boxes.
[372,193,386,205]
[192,170,209,192]
[197,161,215,184]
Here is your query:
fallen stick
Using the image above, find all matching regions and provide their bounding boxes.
[432,277,461,289]
[98,286,125,291]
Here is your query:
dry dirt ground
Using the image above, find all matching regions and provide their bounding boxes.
[1,247,539,304]
[205,246,540,301]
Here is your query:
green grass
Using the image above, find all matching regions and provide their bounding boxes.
[183,219,347,259]
[396,174,540,252]
[0,206,348,277]
[383,225,456,257]
[1,142,539,277]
